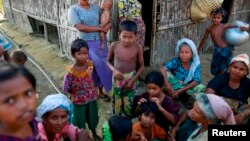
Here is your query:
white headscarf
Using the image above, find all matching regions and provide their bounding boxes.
[175,38,200,84]
[36,93,71,121]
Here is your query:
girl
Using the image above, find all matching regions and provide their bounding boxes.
[160,38,205,109]
[133,102,166,141]
[63,38,100,139]
[0,64,40,140]
[133,71,180,133]
[37,93,91,141]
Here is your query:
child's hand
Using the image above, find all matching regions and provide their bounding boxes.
[76,129,91,141]
[240,26,249,31]
[113,69,124,80]
[123,79,134,90]
[137,98,147,105]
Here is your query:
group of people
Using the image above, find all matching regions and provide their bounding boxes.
[0,0,250,141]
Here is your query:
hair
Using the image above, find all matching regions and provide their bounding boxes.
[10,49,27,65]
[210,7,225,16]
[139,101,158,116]
[70,38,89,57]
[108,115,132,141]
[119,20,137,34]
[0,64,36,89]
[145,71,164,87]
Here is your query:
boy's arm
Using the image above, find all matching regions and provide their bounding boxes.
[107,42,115,71]
[131,44,145,82]
[198,27,210,53]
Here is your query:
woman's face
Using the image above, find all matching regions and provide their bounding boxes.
[179,45,193,63]
[229,62,248,80]
[146,83,162,98]
[0,75,36,128]
[79,0,89,6]
[43,108,68,133]
[189,102,207,123]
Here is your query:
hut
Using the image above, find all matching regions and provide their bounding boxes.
[2,0,250,66]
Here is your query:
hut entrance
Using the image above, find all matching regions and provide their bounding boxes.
[221,0,234,23]
[139,0,153,66]
[28,17,59,45]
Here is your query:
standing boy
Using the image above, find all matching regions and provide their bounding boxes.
[107,20,144,117]
[198,8,249,75]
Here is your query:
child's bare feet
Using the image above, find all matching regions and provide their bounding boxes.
[99,87,111,102]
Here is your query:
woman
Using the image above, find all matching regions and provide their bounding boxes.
[37,93,91,141]
[187,93,235,141]
[68,0,112,101]
[118,0,146,47]
[160,38,205,109]
[206,53,250,124]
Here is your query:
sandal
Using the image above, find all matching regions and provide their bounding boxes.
[103,95,111,102]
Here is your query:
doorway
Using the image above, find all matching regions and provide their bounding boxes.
[221,0,234,23]
[139,0,153,66]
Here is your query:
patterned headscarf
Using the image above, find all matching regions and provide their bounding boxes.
[197,93,236,125]
[175,38,200,84]
[36,93,71,121]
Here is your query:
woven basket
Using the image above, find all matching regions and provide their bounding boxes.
[191,0,208,22]
[196,0,224,16]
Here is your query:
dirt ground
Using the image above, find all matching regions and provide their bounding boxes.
[0,20,249,137]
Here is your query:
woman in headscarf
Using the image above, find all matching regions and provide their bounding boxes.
[206,53,250,124]
[187,93,235,141]
[36,93,91,141]
[68,0,112,102]
[160,38,205,109]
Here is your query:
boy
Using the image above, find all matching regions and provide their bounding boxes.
[198,8,249,75]
[133,102,166,141]
[10,49,28,65]
[107,20,144,117]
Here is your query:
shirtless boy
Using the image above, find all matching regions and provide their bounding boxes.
[198,7,249,75]
[107,20,144,117]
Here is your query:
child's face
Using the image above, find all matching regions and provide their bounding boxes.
[146,83,162,98]
[43,108,68,133]
[211,14,223,25]
[179,45,192,64]
[74,47,89,64]
[140,112,155,128]
[119,31,137,47]
[0,75,36,127]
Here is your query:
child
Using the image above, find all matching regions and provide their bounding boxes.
[133,102,166,141]
[198,7,249,75]
[133,71,180,133]
[63,38,100,139]
[37,93,91,141]
[107,20,144,117]
[10,49,28,65]
[102,115,147,141]
[100,0,113,48]
[160,38,205,109]
[0,33,11,63]
[0,64,40,140]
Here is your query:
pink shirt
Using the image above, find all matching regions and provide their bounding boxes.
[38,122,78,141]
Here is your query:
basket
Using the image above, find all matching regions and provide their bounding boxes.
[196,0,224,16]
[190,0,208,22]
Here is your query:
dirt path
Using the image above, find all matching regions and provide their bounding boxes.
[0,20,249,137]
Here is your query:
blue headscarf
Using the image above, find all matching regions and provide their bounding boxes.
[175,38,200,84]
[36,93,72,121]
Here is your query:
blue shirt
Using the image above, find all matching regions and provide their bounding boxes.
[165,57,201,83]
[68,4,100,41]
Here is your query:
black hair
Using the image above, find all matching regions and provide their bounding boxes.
[70,38,89,57]
[210,7,225,16]
[108,115,132,141]
[10,49,27,64]
[0,64,36,89]
[139,101,159,116]
[145,71,164,87]
[119,20,137,34]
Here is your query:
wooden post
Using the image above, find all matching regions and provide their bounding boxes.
[43,22,48,41]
